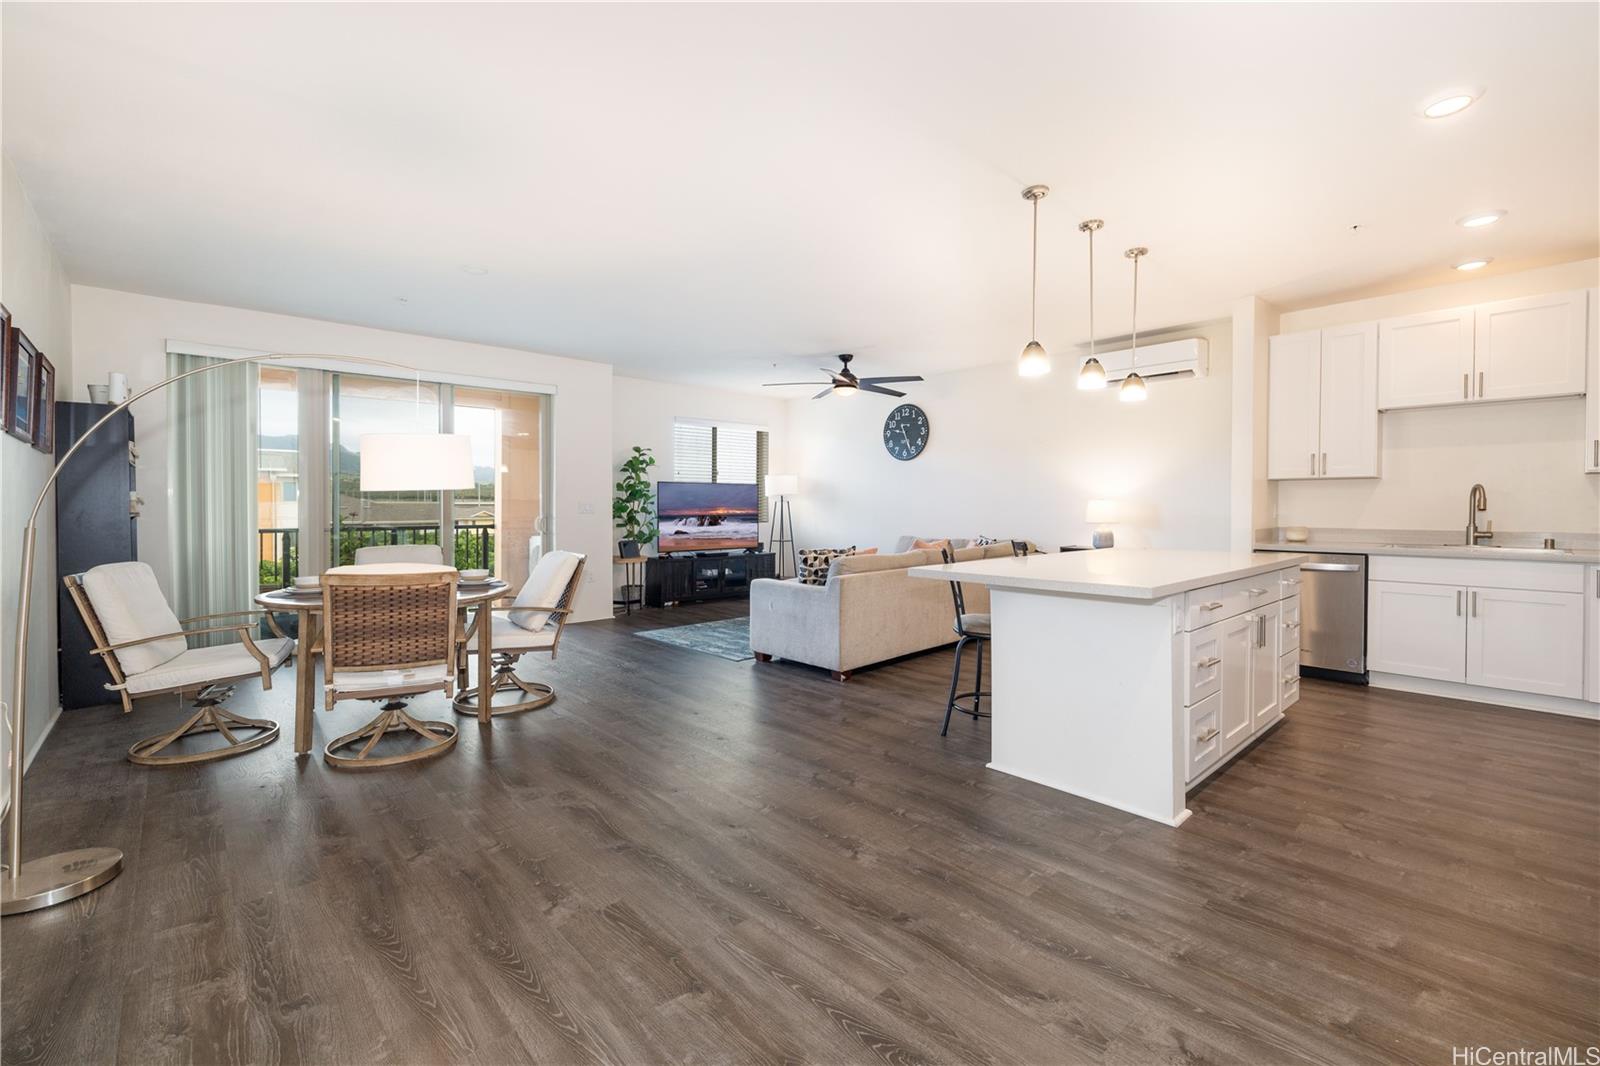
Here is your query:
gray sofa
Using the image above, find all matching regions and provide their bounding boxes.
[749,543,1016,680]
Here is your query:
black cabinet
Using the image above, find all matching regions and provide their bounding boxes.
[645,552,775,607]
[55,402,138,710]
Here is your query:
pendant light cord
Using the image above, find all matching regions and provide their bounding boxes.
[1130,252,1138,359]
[1030,196,1039,341]
[1087,226,1095,359]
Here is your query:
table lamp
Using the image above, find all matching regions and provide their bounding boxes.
[1085,499,1118,548]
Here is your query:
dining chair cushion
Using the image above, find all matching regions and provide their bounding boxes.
[352,544,446,566]
[508,550,581,631]
[122,636,294,695]
[488,612,559,652]
[80,562,189,676]
[329,663,454,692]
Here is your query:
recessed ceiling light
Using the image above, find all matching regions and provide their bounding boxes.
[1454,257,1493,271]
[461,265,489,276]
[1456,210,1505,228]
[1423,92,1478,119]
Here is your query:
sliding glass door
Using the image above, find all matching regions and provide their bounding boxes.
[330,374,445,563]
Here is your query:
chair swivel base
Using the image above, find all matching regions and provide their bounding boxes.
[0,847,125,915]
[453,670,555,717]
[325,703,458,769]
[128,687,280,766]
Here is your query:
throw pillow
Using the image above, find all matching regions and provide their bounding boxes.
[798,546,855,586]
[912,537,950,551]
[973,535,1001,546]
[856,547,879,555]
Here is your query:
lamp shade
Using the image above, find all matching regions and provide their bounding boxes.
[1084,499,1118,525]
[359,433,474,491]
[766,474,798,498]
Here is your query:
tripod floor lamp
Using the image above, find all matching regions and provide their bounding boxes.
[4,352,472,915]
[767,474,798,580]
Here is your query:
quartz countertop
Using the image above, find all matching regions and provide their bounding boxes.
[908,549,1307,601]
[1253,540,1599,565]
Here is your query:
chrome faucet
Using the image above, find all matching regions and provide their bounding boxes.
[1466,484,1493,545]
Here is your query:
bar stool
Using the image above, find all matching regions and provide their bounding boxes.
[940,546,993,736]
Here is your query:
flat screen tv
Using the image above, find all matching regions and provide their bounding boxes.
[657,481,759,553]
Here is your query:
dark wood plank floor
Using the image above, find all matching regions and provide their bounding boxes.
[4,600,1597,1065]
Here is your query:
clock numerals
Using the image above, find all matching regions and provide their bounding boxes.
[882,404,929,461]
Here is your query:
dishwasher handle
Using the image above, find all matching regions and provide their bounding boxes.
[1299,562,1362,572]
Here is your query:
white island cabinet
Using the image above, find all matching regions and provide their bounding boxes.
[907,550,1306,827]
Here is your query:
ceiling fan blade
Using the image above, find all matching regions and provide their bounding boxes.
[858,383,907,398]
[859,375,924,385]
[821,369,849,381]
[764,381,830,387]
[813,386,837,400]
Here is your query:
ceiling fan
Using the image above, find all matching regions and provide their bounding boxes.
[763,354,924,399]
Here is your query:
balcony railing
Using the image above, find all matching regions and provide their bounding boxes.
[258,523,496,592]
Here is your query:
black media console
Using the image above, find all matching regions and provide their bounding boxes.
[644,552,775,607]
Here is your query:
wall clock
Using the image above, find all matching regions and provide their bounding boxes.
[883,403,929,461]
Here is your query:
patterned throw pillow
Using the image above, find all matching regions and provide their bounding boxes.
[973,535,1001,546]
[798,546,855,586]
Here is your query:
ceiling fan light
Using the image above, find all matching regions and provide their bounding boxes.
[1119,372,1148,403]
[1019,341,1051,378]
[1078,357,1107,390]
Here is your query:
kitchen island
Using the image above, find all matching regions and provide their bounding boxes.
[908,549,1307,826]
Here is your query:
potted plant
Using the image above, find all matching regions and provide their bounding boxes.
[613,445,658,557]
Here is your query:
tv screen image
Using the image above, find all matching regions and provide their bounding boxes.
[657,481,759,553]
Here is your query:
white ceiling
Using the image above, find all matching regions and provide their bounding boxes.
[4,3,1596,390]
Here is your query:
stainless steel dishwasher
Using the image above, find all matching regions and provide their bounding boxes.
[1291,552,1368,683]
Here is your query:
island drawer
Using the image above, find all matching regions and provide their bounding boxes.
[1186,691,1223,782]
[1279,594,1302,658]
[1278,567,1304,600]
[1184,573,1282,630]
[1184,622,1224,706]
[1280,649,1301,710]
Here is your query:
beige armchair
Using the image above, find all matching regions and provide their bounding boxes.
[455,550,585,717]
[65,562,293,765]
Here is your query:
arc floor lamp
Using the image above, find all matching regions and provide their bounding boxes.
[3,352,472,915]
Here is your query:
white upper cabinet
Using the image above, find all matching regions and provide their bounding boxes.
[1267,325,1379,480]
[1319,322,1380,478]
[1267,330,1321,480]
[1585,289,1599,474]
[1376,290,1590,411]
[1377,307,1475,409]
[1474,290,1588,402]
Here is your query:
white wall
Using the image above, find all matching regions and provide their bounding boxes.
[1275,259,1600,535]
[788,320,1235,554]
[67,286,618,622]
[1,154,74,778]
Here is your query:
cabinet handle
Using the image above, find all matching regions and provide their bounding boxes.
[1195,656,1221,669]
[1282,577,1300,586]
[1455,589,1462,616]
[1201,601,1223,611]
[1258,615,1267,647]
[1247,587,1269,596]
[1321,452,1327,476]
[1283,675,1298,687]
[1309,451,1316,477]
[1196,727,1219,743]
[1462,372,1469,399]
[1470,590,1478,617]
[1478,370,1484,397]
[1593,439,1598,468]
[1284,621,1301,631]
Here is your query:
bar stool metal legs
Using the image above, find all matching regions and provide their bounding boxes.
[942,634,992,736]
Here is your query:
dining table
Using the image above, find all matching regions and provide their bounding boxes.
[256,573,513,754]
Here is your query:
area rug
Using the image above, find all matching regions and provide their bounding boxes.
[635,617,753,661]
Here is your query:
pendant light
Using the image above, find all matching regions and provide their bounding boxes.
[1076,219,1106,390]
[1120,246,1149,403]
[1017,185,1051,378]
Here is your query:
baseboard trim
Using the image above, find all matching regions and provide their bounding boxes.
[23,705,62,773]
[1369,673,1598,720]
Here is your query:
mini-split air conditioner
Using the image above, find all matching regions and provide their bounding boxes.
[1078,336,1209,384]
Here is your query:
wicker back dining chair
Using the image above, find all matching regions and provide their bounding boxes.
[320,564,460,768]
[64,562,293,765]
[454,551,587,717]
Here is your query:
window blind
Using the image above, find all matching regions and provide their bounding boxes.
[672,422,714,482]
[671,420,770,521]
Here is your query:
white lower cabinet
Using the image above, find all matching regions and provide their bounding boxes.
[1218,612,1255,751]
[1368,557,1588,701]
[1465,587,1585,699]
[1586,567,1600,704]
[1251,602,1282,731]
[1186,692,1222,780]
[1279,649,1302,711]
[1369,580,1467,681]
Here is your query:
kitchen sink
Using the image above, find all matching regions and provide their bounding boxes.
[1377,542,1575,556]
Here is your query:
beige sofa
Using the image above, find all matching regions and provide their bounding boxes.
[749,543,1016,680]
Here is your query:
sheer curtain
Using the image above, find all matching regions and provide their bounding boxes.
[167,352,257,637]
